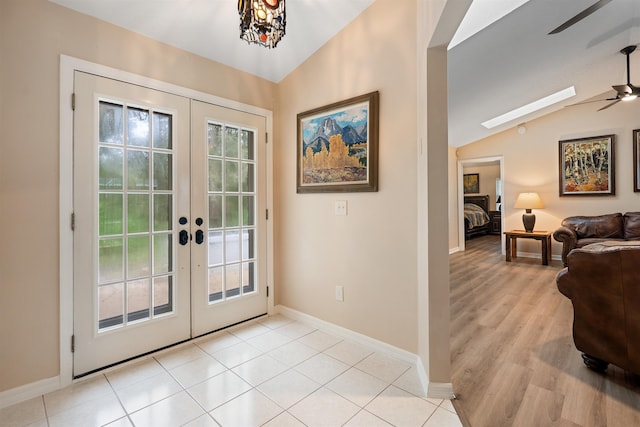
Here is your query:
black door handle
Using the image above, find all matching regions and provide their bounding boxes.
[179,230,189,246]
[195,229,204,244]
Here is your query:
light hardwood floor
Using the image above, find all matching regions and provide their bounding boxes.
[449,235,640,427]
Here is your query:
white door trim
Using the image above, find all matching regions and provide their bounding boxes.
[59,54,274,387]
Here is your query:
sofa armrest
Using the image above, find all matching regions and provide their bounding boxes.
[553,226,578,267]
[555,267,571,299]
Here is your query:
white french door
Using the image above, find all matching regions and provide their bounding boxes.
[190,100,268,337]
[73,72,267,376]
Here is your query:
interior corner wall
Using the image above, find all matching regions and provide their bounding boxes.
[0,0,275,393]
[273,0,420,353]
[456,98,640,256]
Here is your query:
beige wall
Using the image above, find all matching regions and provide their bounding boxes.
[1,0,456,395]
[455,97,640,256]
[274,0,419,352]
[0,0,275,392]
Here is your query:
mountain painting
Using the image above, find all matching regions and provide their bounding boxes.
[297,92,378,193]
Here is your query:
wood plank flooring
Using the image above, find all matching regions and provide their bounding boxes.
[449,235,640,427]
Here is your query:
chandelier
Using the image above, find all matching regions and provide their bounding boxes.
[238,0,286,48]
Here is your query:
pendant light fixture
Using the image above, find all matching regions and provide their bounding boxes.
[238,0,286,48]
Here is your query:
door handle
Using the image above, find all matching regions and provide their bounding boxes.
[179,230,189,246]
[195,229,204,244]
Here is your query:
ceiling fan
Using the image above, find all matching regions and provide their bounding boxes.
[548,0,613,35]
[567,45,640,111]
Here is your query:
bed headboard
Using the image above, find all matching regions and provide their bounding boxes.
[464,195,490,213]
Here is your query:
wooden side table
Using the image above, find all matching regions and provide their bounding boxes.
[504,230,552,266]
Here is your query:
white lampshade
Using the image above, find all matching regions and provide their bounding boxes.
[514,192,544,209]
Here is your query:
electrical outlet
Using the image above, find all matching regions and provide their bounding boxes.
[335,285,344,301]
[335,200,347,216]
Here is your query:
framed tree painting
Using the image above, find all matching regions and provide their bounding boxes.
[297,91,379,193]
[634,129,640,192]
[463,173,479,194]
[558,134,615,196]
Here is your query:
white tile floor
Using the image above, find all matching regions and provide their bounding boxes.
[0,315,463,427]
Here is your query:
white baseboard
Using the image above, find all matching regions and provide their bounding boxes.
[449,247,460,254]
[0,376,60,410]
[276,305,437,398]
[428,382,455,399]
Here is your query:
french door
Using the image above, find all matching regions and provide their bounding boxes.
[73,72,267,376]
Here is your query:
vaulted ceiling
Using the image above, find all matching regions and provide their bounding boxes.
[50,0,640,147]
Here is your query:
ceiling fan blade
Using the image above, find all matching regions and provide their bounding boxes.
[565,97,617,107]
[598,99,621,111]
[613,84,632,94]
[548,0,613,35]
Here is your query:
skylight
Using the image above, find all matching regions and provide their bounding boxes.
[481,86,576,129]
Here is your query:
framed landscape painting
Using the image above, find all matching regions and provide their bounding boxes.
[558,134,615,196]
[297,91,379,193]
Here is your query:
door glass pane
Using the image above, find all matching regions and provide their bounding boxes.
[99,194,123,236]
[208,231,223,266]
[97,100,175,332]
[153,234,172,274]
[209,195,223,228]
[208,123,223,156]
[153,112,172,149]
[98,283,124,329]
[243,262,255,294]
[99,238,124,283]
[208,159,223,192]
[208,267,223,302]
[153,153,172,191]
[241,163,255,192]
[128,194,149,233]
[226,196,239,227]
[127,278,151,322]
[225,127,239,158]
[127,150,150,190]
[206,121,258,304]
[99,102,124,145]
[153,194,172,231]
[154,276,173,315]
[226,264,240,298]
[241,130,254,160]
[99,147,123,190]
[242,229,254,260]
[128,236,150,278]
[225,161,239,192]
[127,107,150,147]
[242,196,254,226]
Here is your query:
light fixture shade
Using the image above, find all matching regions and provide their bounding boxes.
[239,0,286,48]
[514,192,544,209]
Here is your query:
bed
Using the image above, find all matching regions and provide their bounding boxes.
[464,195,491,239]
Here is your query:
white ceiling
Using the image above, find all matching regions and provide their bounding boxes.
[449,0,640,146]
[50,0,375,83]
[50,0,640,147]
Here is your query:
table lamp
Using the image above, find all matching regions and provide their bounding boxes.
[514,192,543,232]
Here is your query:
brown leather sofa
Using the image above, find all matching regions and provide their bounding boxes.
[556,241,640,375]
[553,212,640,266]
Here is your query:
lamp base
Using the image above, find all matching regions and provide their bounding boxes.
[522,210,536,233]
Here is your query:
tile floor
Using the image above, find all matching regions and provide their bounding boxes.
[1,314,462,427]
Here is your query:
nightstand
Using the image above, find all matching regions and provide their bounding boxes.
[489,211,501,235]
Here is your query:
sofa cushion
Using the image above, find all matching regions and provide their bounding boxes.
[624,212,640,240]
[562,213,624,239]
[576,238,625,248]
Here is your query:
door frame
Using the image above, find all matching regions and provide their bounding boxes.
[456,156,504,252]
[59,55,274,387]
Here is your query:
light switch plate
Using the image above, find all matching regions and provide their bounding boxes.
[335,200,347,216]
